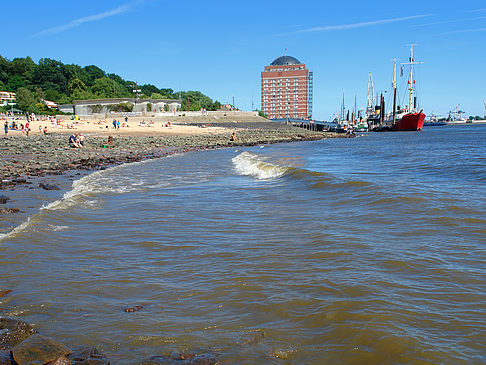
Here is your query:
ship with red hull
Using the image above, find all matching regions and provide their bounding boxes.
[375,44,425,132]
[393,111,425,131]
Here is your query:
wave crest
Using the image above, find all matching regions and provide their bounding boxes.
[232,152,288,180]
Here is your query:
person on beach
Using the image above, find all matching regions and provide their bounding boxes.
[4,121,8,135]
[117,120,120,129]
[78,134,85,146]
[113,120,117,129]
[69,134,81,148]
[43,126,48,136]
[230,132,237,141]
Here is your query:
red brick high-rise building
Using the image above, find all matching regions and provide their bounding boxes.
[261,55,313,120]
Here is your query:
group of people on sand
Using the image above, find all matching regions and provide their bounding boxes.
[4,120,32,136]
[68,133,85,148]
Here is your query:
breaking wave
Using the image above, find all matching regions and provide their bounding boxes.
[232,152,289,179]
[0,159,159,241]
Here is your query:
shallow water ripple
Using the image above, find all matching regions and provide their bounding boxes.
[1,125,485,363]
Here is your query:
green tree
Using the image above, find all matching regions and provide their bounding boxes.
[84,65,105,83]
[150,92,164,99]
[33,58,69,94]
[6,75,25,91]
[0,55,9,84]
[15,87,36,112]
[34,86,45,102]
[8,57,36,85]
[258,110,268,118]
[141,84,159,97]
[44,89,64,103]
[92,77,117,98]
[211,101,221,111]
[69,78,87,94]
[64,64,90,85]
[35,102,49,113]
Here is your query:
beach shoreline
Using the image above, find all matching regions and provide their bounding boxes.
[1,116,350,186]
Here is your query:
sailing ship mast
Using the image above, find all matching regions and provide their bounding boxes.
[366,72,375,114]
[392,58,397,123]
[341,93,345,123]
[401,44,422,113]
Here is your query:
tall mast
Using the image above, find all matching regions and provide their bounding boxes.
[367,72,375,111]
[408,44,414,112]
[392,58,397,123]
[401,44,422,113]
[341,93,345,122]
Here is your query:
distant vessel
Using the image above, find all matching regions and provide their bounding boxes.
[424,113,446,127]
[365,73,382,130]
[445,105,467,124]
[386,45,425,131]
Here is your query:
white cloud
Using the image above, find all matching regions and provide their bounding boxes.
[34,1,143,37]
[286,14,430,35]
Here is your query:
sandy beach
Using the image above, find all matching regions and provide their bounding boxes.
[3,115,231,137]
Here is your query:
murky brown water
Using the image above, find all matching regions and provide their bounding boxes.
[1,125,485,363]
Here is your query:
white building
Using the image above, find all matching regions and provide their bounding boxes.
[0,91,16,106]
[60,98,182,116]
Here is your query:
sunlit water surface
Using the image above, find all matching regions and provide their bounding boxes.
[1,125,485,364]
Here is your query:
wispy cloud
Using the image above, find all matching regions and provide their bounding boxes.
[469,8,486,13]
[414,15,486,27]
[440,27,486,35]
[34,0,144,37]
[284,14,430,35]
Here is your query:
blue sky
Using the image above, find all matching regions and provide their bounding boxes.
[2,0,486,120]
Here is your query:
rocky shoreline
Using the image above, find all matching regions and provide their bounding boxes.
[1,122,349,193]
[0,315,222,365]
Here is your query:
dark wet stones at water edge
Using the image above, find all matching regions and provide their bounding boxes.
[11,334,71,365]
[138,352,220,365]
[0,196,9,204]
[0,318,37,351]
[39,183,60,191]
[66,346,109,364]
[0,317,110,365]
[0,208,20,215]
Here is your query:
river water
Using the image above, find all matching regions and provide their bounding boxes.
[1,125,485,364]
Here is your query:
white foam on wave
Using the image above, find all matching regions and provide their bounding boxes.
[1,159,159,241]
[232,151,288,180]
[0,217,32,241]
[48,224,69,231]
[42,160,156,211]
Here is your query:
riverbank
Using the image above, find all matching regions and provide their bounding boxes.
[0,120,350,187]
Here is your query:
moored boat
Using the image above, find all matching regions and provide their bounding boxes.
[393,110,425,131]
[386,44,425,131]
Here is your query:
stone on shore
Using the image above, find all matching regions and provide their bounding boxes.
[0,208,20,215]
[66,346,109,365]
[138,352,220,365]
[0,196,9,204]
[11,334,71,365]
[0,318,36,351]
[39,183,60,191]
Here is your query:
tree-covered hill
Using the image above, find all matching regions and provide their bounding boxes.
[0,55,221,114]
